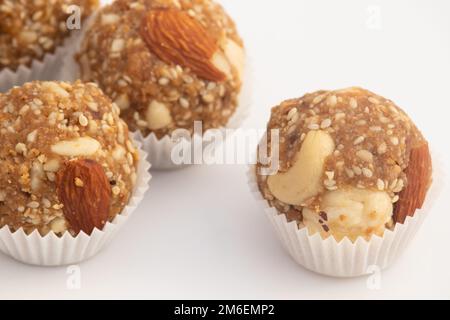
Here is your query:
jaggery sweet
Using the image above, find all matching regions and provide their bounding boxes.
[0,81,139,236]
[0,0,98,71]
[256,87,432,242]
[76,0,245,138]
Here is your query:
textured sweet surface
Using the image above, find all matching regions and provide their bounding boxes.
[257,87,432,241]
[0,0,98,71]
[0,81,139,236]
[76,0,245,138]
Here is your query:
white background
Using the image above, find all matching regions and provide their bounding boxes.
[1,0,449,300]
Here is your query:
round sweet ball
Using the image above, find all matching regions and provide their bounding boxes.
[257,87,432,242]
[77,0,245,138]
[0,0,99,71]
[0,81,139,236]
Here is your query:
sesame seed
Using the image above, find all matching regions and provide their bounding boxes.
[368,97,380,104]
[74,178,84,187]
[112,186,121,196]
[388,105,399,114]
[392,195,400,203]
[356,150,374,162]
[308,123,319,130]
[87,102,98,112]
[42,198,51,208]
[353,166,362,176]
[362,168,373,178]
[46,172,56,182]
[324,179,336,187]
[111,38,125,52]
[207,82,216,91]
[123,164,131,175]
[183,75,193,84]
[335,113,346,121]
[127,152,134,165]
[380,116,390,124]
[287,125,296,135]
[312,94,325,105]
[300,133,306,141]
[289,112,299,124]
[287,108,298,121]
[27,201,40,209]
[179,97,190,109]
[326,95,337,107]
[126,140,136,153]
[33,98,43,106]
[356,120,367,126]
[393,179,404,193]
[107,113,114,126]
[202,94,214,103]
[349,98,358,109]
[345,168,355,178]
[353,136,365,145]
[137,120,148,127]
[370,126,383,132]
[123,75,132,83]
[79,114,89,127]
[15,143,27,155]
[377,179,385,190]
[117,79,127,87]
[27,130,38,143]
[377,142,387,155]
[158,77,170,86]
[389,179,398,190]
[325,171,335,180]
[390,137,399,146]
[320,118,332,129]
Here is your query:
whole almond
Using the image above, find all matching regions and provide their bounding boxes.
[56,159,111,235]
[141,8,227,82]
[393,142,432,224]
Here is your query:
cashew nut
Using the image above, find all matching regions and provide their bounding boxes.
[303,188,393,241]
[146,100,172,130]
[267,130,335,206]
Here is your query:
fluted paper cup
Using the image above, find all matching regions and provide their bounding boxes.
[0,139,151,266]
[247,153,442,277]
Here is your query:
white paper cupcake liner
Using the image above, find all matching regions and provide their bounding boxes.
[247,152,443,278]
[60,22,254,170]
[0,139,151,266]
[0,28,85,93]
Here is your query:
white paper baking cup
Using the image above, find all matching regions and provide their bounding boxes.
[0,139,151,266]
[247,153,443,278]
[60,24,254,170]
[0,29,84,93]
